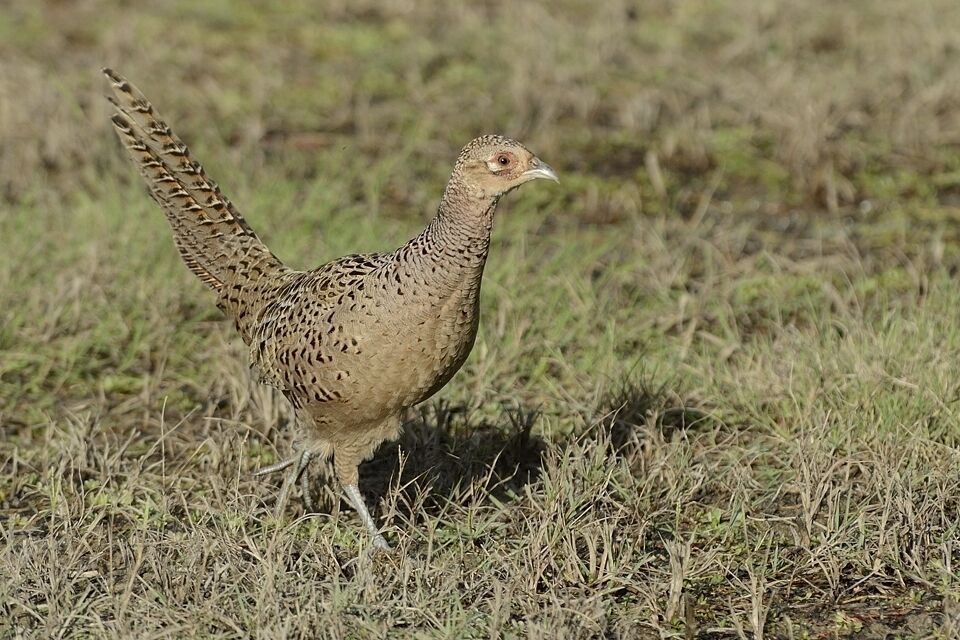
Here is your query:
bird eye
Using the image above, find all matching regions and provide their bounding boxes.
[497,154,510,166]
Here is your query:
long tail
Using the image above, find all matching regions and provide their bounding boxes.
[102,68,288,327]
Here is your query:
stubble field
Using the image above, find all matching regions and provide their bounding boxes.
[2,1,960,637]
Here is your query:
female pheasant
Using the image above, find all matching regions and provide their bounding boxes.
[103,68,558,550]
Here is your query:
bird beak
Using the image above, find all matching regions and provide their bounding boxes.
[522,158,559,183]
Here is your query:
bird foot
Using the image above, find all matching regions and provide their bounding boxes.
[255,450,315,516]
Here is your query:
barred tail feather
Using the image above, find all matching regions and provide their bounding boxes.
[102,68,288,303]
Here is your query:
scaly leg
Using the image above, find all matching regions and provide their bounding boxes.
[343,483,390,550]
[333,417,399,551]
[298,452,316,513]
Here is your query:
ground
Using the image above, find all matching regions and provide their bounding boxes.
[1,1,960,638]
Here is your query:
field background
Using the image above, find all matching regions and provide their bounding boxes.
[2,1,960,637]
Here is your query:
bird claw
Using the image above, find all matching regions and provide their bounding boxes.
[253,456,296,477]
[359,534,392,562]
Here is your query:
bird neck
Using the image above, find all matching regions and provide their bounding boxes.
[393,177,499,302]
[425,178,500,268]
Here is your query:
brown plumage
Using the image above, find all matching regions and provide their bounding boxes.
[103,68,558,550]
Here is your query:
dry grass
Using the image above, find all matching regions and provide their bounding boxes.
[2,0,960,637]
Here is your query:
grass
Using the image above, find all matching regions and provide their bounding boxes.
[2,0,960,637]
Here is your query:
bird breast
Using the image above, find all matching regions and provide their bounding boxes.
[308,257,484,420]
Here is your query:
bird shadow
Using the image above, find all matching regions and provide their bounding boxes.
[591,379,715,452]
[296,380,713,526]
[358,400,546,520]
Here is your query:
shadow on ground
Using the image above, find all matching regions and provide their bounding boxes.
[590,379,716,451]
[282,379,715,524]
[360,401,546,518]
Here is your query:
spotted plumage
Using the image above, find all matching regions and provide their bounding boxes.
[103,68,558,550]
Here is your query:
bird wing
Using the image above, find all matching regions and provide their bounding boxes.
[248,253,390,391]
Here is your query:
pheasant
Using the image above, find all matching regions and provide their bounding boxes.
[102,68,558,550]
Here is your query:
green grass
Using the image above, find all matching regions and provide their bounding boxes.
[2,0,960,637]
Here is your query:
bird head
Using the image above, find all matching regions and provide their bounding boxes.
[453,135,559,199]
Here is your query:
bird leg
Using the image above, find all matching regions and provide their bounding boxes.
[298,451,316,513]
[255,449,314,516]
[343,483,389,550]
